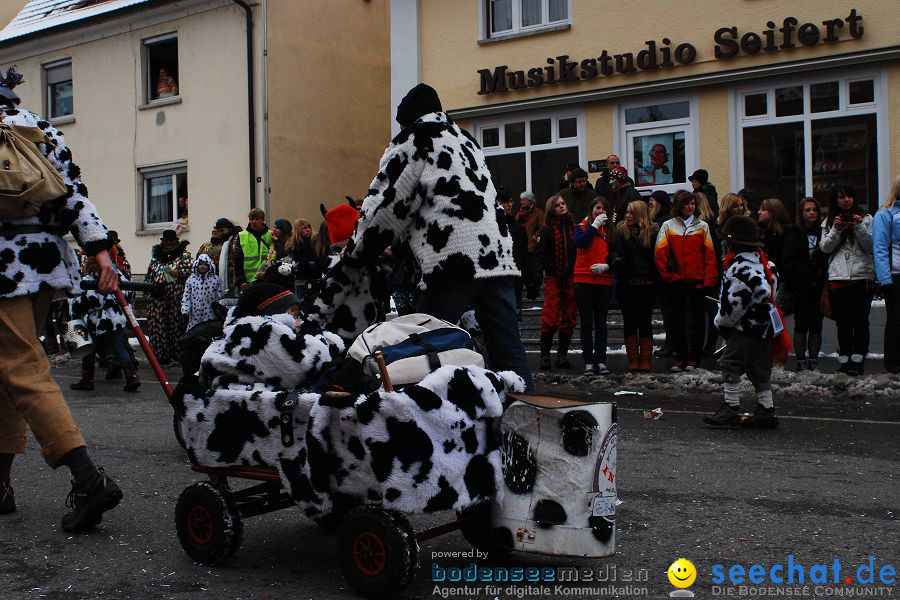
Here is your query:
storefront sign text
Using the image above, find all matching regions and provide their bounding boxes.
[477,9,864,95]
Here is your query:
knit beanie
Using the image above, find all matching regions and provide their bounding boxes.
[215,217,234,229]
[235,282,300,317]
[274,218,293,237]
[395,83,443,126]
[609,166,629,182]
[325,203,360,245]
[650,190,672,212]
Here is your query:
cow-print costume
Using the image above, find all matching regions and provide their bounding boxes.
[715,251,774,337]
[181,254,221,331]
[69,273,126,337]
[175,364,523,516]
[309,112,520,340]
[0,108,109,299]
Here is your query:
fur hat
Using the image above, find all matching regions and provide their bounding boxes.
[323,203,360,245]
[395,83,442,126]
[722,215,765,248]
[609,166,629,182]
[689,169,709,185]
[236,283,300,317]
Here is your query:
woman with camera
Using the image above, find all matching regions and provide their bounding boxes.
[573,197,620,375]
[820,185,874,376]
[654,190,719,372]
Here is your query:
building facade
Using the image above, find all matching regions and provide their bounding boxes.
[0,0,390,265]
[395,0,899,216]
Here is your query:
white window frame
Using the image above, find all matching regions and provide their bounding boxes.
[730,69,889,205]
[43,58,73,123]
[474,107,585,194]
[142,32,180,105]
[478,0,572,42]
[138,161,187,232]
[615,95,699,195]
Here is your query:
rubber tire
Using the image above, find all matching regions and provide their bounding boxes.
[457,502,511,554]
[384,510,419,591]
[337,506,416,599]
[174,482,243,565]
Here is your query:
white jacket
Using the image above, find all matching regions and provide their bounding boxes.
[819,216,874,282]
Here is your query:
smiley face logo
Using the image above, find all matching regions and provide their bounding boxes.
[667,558,696,588]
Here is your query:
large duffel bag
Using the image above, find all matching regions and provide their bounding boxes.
[347,313,484,386]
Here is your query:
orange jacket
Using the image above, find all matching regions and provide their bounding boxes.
[654,216,718,287]
[573,218,614,285]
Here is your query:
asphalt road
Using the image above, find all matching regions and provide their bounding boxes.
[2,361,897,599]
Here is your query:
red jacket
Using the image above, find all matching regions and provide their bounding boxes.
[655,216,718,287]
[573,218,614,285]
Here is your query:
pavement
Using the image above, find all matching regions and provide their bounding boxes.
[0,360,897,599]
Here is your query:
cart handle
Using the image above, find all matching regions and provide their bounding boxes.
[374,351,393,392]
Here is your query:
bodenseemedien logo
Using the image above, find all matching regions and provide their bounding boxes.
[667,558,696,598]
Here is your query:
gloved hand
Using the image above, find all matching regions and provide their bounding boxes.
[591,263,610,276]
[592,213,608,229]
[874,283,892,301]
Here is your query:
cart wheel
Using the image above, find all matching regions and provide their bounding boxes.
[384,510,419,591]
[457,502,511,553]
[337,506,416,599]
[175,482,243,565]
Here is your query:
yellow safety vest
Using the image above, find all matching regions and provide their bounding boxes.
[239,229,272,283]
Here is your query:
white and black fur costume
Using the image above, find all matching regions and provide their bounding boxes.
[181,254,221,331]
[0,107,109,299]
[69,273,126,337]
[715,251,774,337]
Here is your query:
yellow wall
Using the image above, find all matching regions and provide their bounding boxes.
[266,0,391,223]
[421,0,898,111]
[889,62,900,203]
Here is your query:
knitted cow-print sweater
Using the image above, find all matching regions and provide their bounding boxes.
[715,251,774,338]
[0,107,109,299]
[345,112,518,290]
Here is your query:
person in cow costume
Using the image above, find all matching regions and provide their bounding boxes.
[310,83,533,390]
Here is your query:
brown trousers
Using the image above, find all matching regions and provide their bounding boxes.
[0,290,86,466]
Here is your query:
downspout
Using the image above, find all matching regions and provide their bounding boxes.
[232,0,256,209]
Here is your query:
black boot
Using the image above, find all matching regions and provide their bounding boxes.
[540,330,555,371]
[104,360,122,381]
[70,368,95,391]
[555,332,572,369]
[123,364,141,392]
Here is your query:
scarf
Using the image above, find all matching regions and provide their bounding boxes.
[552,217,572,279]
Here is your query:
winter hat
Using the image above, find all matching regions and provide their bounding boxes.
[214,217,234,230]
[160,229,179,243]
[609,166,629,182]
[107,230,120,245]
[274,218,293,237]
[649,190,671,211]
[689,169,709,185]
[236,282,300,317]
[395,83,443,126]
[721,215,765,248]
[324,203,360,245]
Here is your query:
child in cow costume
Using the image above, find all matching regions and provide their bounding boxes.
[704,216,779,429]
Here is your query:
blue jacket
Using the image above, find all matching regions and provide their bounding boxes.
[872,200,900,286]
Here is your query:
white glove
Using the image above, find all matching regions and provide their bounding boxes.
[591,263,610,275]
[592,214,608,229]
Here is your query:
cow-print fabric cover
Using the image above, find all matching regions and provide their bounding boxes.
[69,273,126,336]
[0,107,109,299]
[181,254,221,331]
[177,365,524,516]
[308,254,383,341]
[200,311,345,390]
[715,251,774,337]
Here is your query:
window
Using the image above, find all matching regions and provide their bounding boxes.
[484,0,570,39]
[619,99,696,191]
[45,61,72,119]
[140,163,188,229]
[144,34,179,102]
[736,74,882,215]
[476,111,582,209]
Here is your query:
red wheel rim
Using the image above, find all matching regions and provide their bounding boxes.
[187,506,214,545]
[352,531,387,577]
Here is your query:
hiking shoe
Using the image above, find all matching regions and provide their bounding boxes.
[0,480,14,514]
[703,403,742,427]
[741,405,779,429]
[61,468,123,533]
[794,359,808,372]
[540,356,552,371]
[595,363,610,375]
[670,361,686,373]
